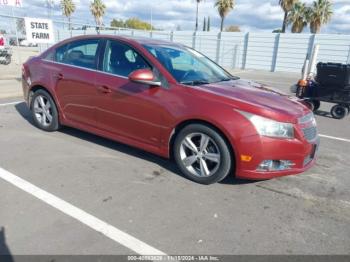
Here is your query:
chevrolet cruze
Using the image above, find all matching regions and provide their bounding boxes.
[22,35,319,184]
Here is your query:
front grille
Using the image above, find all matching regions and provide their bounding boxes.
[302,126,318,142]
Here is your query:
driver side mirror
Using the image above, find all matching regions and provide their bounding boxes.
[128,69,161,87]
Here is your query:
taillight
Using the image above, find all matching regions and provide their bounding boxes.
[0,37,4,46]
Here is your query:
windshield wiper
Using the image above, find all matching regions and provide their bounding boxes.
[180,80,210,86]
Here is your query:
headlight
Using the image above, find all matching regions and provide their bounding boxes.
[238,110,294,139]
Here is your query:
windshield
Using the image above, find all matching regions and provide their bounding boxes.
[143,44,238,85]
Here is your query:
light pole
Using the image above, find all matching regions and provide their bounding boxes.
[46,0,55,18]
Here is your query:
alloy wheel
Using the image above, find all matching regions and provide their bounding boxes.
[33,95,53,127]
[179,133,221,177]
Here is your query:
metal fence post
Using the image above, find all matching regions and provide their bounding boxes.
[215,32,221,63]
[271,33,280,72]
[242,32,249,69]
[307,34,316,60]
[232,44,238,69]
[192,31,196,49]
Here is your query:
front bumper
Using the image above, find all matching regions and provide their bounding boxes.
[234,134,319,180]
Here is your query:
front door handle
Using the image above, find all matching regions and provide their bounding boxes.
[97,85,112,94]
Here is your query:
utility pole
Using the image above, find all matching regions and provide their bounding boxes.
[46,0,54,18]
[11,6,19,46]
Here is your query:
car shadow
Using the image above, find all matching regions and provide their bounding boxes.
[314,110,334,119]
[0,227,14,262]
[15,102,255,186]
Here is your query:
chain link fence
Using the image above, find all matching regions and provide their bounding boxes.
[1,13,350,78]
[0,13,245,76]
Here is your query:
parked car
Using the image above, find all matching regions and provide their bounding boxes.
[0,34,12,65]
[22,35,319,184]
[20,39,38,47]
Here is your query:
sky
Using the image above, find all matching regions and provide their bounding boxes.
[1,0,350,34]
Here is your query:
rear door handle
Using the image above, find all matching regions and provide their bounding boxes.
[97,85,112,94]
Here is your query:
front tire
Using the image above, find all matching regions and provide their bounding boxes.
[30,89,61,131]
[173,124,233,185]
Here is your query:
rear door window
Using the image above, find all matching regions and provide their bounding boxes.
[55,39,99,69]
[102,40,150,77]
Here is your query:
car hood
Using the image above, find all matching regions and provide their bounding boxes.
[194,79,309,122]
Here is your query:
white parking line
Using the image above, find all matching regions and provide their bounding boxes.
[0,166,166,256]
[0,101,23,107]
[320,134,350,143]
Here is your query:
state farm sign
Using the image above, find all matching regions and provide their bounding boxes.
[0,0,22,7]
[25,17,55,44]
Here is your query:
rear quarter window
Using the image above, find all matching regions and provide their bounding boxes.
[55,39,99,69]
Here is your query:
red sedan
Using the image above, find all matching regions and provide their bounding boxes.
[22,35,319,184]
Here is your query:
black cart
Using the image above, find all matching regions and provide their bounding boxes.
[296,62,350,119]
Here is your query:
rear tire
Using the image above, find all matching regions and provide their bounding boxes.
[331,104,348,120]
[173,124,233,185]
[30,89,61,131]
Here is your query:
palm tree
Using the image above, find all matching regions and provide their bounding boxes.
[287,2,308,33]
[60,0,76,30]
[215,0,235,32]
[279,0,299,33]
[90,0,106,29]
[308,0,333,34]
[195,0,204,31]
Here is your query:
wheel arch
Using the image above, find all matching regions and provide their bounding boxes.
[28,85,57,110]
[169,119,236,169]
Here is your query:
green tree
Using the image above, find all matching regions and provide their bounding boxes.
[308,0,333,34]
[203,17,207,31]
[279,0,299,33]
[90,0,106,28]
[124,18,154,30]
[272,28,283,33]
[110,19,125,28]
[287,1,308,33]
[207,16,210,31]
[60,0,76,30]
[195,0,204,31]
[225,25,240,32]
[215,0,235,32]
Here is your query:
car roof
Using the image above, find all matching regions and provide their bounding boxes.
[63,34,185,48]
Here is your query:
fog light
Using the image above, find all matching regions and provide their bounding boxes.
[257,160,295,172]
